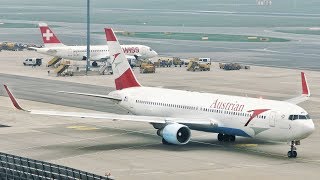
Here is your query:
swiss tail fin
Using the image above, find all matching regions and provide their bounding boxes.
[39,23,65,48]
[105,28,141,90]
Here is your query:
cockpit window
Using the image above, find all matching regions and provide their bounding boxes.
[299,115,307,119]
[289,115,293,120]
[289,114,311,120]
[149,48,153,51]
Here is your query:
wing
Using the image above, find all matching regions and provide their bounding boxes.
[27,47,39,51]
[58,91,122,101]
[47,49,58,54]
[91,54,110,61]
[91,53,140,62]
[285,72,310,104]
[31,47,57,54]
[125,55,136,59]
[3,85,218,126]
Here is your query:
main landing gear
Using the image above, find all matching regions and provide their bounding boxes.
[287,141,299,158]
[217,133,236,142]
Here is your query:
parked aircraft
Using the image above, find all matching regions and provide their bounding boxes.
[4,28,314,158]
[32,23,158,61]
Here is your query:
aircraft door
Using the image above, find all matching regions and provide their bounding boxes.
[279,114,290,129]
[140,46,147,57]
[269,111,276,127]
[71,49,77,58]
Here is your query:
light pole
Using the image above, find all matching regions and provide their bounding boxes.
[86,0,90,75]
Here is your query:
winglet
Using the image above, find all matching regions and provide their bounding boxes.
[301,72,310,97]
[3,85,25,111]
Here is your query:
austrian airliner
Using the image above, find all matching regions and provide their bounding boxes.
[4,28,314,158]
[32,23,158,61]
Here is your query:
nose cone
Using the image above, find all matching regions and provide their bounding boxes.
[152,50,158,57]
[302,120,315,138]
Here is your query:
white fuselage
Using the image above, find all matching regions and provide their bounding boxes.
[109,87,314,142]
[36,44,158,61]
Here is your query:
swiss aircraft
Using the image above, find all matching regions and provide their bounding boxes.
[4,28,314,158]
[32,23,158,61]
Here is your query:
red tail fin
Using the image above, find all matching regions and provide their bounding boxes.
[105,28,141,90]
[301,72,310,96]
[39,23,65,47]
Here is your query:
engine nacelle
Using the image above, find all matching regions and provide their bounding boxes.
[157,123,191,145]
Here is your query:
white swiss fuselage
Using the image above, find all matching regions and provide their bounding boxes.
[37,44,158,61]
[109,87,314,142]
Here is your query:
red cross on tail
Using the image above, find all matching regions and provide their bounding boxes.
[39,23,65,47]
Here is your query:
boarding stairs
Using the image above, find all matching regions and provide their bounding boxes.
[54,63,70,75]
[47,57,62,67]
[99,62,112,75]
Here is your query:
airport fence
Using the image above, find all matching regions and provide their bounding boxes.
[0,152,110,180]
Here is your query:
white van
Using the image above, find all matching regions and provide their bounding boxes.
[23,58,42,66]
[198,58,211,65]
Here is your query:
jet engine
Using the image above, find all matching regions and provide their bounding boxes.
[157,123,191,145]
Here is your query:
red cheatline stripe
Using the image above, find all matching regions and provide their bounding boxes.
[105,28,117,41]
[301,72,309,95]
[3,85,24,111]
[244,109,270,126]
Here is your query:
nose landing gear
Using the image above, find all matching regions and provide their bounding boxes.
[287,141,298,158]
